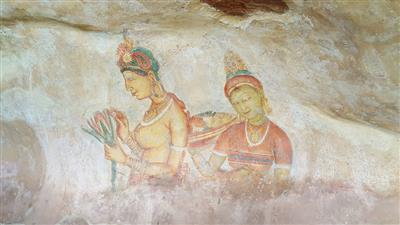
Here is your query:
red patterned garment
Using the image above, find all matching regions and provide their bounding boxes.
[214,120,292,171]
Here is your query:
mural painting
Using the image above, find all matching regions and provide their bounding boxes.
[84,34,189,187]
[82,34,293,196]
[2,1,399,223]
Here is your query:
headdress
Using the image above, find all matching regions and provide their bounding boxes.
[223,50,272,114]
[224,50,262,97]
[116,32,160,80]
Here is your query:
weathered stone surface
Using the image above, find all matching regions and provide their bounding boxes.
[0,120,46,223]
[0,0,399,224]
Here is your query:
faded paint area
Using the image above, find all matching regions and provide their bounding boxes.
[0,0,399,224]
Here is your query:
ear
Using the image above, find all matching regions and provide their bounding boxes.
[147,70,159,82]
[147,70,155,79]
[257,89,265,102]
[262,96,272,114]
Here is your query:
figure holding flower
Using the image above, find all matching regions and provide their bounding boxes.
[103,34,190,185]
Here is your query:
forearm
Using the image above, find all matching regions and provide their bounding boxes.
[196,161,218,177]
[124,156,175,177]
[168,146,185,174]
[145,163,175,177]
[191,153,221,177]
[124,133,143,157]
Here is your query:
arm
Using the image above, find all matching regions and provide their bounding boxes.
[272,127,293,186]
[191,151,227,177]
[167,102,189,174]
[190,128,231,177]
[107,108,144,159]
[105,142,176,178]
[124,132,143,158]
[125,157,175,177]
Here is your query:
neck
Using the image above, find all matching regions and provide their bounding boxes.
[247,113,267,126]
[150,85,167,104]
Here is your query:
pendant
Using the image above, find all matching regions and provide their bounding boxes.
[251,131,259,143]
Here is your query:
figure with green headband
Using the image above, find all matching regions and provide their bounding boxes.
[104,36,190,185]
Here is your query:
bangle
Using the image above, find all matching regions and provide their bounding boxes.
[126,135,136,147]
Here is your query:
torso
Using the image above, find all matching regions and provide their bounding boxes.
[133,94,186,163]
[214,120,286,171]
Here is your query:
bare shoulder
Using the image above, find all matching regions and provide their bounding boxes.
[166,96,189,124]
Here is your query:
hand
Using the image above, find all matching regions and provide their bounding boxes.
[104,139,128,164]
[274,168,290,185]
[108,108,129,142]
[272,168,291,197]
[226,167,252,182]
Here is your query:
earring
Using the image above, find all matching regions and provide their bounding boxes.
[151,82,160,97]
[262,97,272,114]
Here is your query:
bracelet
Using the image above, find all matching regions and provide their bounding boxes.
[126,135,137,148]
[274,163,291,170]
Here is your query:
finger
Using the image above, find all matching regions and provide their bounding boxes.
[116,112,128,122]
[115,117,123,125]
[105,149,111,155]
[116,137,124,145]
[115,115,128,126]
[110,109,126,121]
[107,108,117,117]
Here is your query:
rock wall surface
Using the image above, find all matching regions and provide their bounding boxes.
[1,0,399,224]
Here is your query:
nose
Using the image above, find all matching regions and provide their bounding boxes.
[125,82,133,92]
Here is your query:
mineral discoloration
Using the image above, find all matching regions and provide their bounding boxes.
[201,0,289,16]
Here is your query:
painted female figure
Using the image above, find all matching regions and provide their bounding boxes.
[192,51,292,190]
[104,36,189,185]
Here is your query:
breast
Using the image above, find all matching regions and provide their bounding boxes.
[134,121,170,149]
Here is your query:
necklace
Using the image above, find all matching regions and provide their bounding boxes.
[140,95,173,127]
[245,119,270,147]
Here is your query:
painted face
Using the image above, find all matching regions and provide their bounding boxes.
[229,85,264,120]
[122,70,152,100]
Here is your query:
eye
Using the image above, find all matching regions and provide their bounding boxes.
[242,96,250,102]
